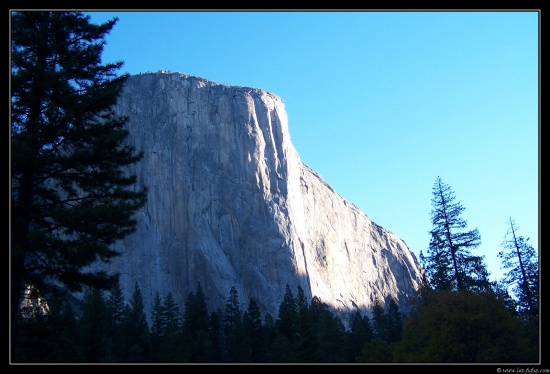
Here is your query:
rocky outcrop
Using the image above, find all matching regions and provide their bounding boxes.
[108,71,423,323]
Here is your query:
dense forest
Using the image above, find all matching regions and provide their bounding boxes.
[10,11,540,364]
[12,280,539,363]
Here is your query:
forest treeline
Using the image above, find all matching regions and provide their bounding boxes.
[13,279,538,363]
[11,11,540,364]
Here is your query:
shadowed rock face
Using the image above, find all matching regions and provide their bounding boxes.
[108,71,423,323]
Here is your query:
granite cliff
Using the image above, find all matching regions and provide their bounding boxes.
[107,71,424,323]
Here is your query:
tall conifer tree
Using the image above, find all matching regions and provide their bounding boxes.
[105,283,127,362]
[223,286,247,361]
[242,297,265,362]
[277,285,297,342]
[182,283,212,362]
[498,218,539,317]
[386,298,403,343]
[78,287,109,362]
[371,298,388,340]
[11,11,147,340]
[121,282,149,362]
[347,310,373,360]
[158,292,183,362]
[420,176,491,292]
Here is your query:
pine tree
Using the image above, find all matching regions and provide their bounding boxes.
[498,217,539,317]
[78,287,109,362]
[386,298,403,343]
[105,282,127,362]
[268,285,298,362]
[294,286,320,362]
[162,292,181,335]
[223,286,242,330]
[150,292,164,341]
[276,284,297,343]
[262,313,277,359]
[371,297,388,341]
[120,282,149,362]
[10,11,147,341]
[347,310,373,360]
[309,295,347,362]
[223,286,246,362]
[182,283,212,362]
[157,292,183,362]
[183,283,210,338]
[149,291,164,361]
[420,176,491,292]
[242,297,265,362]
[207,310,223,362]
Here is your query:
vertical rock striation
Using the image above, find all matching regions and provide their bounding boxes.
[108,71,423,323]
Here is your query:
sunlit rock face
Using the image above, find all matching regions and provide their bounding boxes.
[108,71,423,323]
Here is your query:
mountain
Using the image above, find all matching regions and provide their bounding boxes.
[105,70,424,324]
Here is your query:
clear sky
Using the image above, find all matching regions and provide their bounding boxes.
[87,10,539,283]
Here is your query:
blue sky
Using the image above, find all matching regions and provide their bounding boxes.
[87,10,539,283]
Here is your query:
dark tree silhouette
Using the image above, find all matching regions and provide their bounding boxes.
[242,297,265,362]
[157,292,183,362]
[222,286,246,361]
[181,283,212,362]
[393,290,538,362]
[371,297,388,340]
[11,11,147,346]
[120,282,150,362]
[207,310,223,362]
[105,282,127,362]
[498,217,539,317]
[386,298,403,343]
[420,176,491,292]
[309,295,348,362]
[276,284,298,343]
[347,310,373,360]
[78,287,109,362]
[294,286,321,362]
